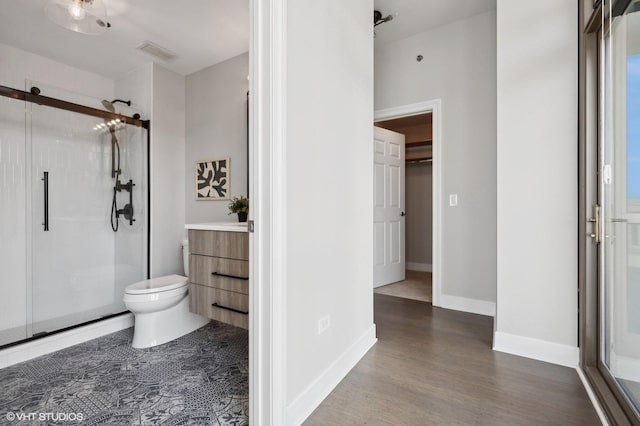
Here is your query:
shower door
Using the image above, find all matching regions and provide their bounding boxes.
[0,83,148,346]
[30,103,119,334]
[0,94,29,346]
[28,97,148,337]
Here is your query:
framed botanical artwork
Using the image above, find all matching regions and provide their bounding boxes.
[195,157,229,200]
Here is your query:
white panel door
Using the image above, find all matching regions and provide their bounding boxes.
[373,126,405,287]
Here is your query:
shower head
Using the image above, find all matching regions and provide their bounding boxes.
[101,99,132,113]
[101,100,115,112]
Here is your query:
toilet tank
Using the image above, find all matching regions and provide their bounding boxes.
[182,239,190,276]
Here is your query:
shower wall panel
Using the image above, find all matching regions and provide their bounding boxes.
[0,43,114,107]
[0,96,28,345]
[114,123,148,304]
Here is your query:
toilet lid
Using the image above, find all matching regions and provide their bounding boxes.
[125,275,188,294]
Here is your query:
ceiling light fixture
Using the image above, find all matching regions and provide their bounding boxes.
[45,0,111,35]
[67,1,85,20]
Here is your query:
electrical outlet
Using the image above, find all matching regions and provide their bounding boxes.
[318,315,331,335]
[449,194,458,207]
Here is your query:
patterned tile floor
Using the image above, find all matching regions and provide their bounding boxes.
[0,322,248,425]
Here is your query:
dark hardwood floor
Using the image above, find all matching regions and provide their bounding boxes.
[305,294,600,425]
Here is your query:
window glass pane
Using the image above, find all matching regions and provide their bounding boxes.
[602,1,640,415]
[628,55,640,202]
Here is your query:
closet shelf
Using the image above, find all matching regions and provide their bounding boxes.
[406,139,432,147]
[406,156,432,164]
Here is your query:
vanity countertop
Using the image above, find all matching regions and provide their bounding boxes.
[185,222,248,233]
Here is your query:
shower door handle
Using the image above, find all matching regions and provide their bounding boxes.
[42,172,49,231]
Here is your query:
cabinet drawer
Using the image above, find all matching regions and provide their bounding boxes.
[190,255,249,294]
[189,230,248,260]
[189,284,248,329]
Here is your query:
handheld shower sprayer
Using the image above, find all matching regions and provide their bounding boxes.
[108,126,121,179]
[101,98,134,232]
[100,98,131,178]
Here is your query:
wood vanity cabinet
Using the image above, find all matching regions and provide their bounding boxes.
[188,230,249,329]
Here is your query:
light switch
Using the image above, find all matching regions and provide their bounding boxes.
[449,194,458,207]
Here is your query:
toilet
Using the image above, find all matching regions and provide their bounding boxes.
[123,240,209,348]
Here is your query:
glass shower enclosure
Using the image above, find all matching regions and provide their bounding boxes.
[0,83,149,347]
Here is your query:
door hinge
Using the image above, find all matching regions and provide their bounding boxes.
[248,220,255,233]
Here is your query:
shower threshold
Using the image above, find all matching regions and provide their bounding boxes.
[0,310,129,350]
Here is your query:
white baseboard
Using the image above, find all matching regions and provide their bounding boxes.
[576,367,610,426]
[493,331,579,368]
[406,262,432,272]
[438,294,495,317]
[286,324,377,426]
[0,313,134,369]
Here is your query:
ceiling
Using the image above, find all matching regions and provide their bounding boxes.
[0,0,249,78]
[0,1,495,78]
[373,0,496,45]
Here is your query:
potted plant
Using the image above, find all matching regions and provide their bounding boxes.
[228,196,249,222]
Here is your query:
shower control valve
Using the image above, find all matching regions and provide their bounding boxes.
[113,179,136,226]
[115,179,134,193]
[116,204,135,226]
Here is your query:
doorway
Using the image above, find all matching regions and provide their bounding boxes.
[372,100,442,306]
[579,0,640,423]
[374,113,433,303]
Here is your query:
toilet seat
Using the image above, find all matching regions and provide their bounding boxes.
[123,285,187,305]
[125,274,188,295]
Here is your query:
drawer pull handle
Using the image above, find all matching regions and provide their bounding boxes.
[212,271,249,280]
[212,303,248,315]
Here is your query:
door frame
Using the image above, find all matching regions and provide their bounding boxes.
[249,0,287,423]
[578,0,640,423]
[374,99,442,306]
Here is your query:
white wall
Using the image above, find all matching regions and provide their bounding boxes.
[284,0,375,422]
[0,42,114,105]
[406,164,432,265]
[494,0,579,365]
[375,11,497,304]
[185,52,249,224]
[150,64,187,277]
[115,64,152,118]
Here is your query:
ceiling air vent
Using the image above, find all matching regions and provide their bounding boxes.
[136,41,177,62]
